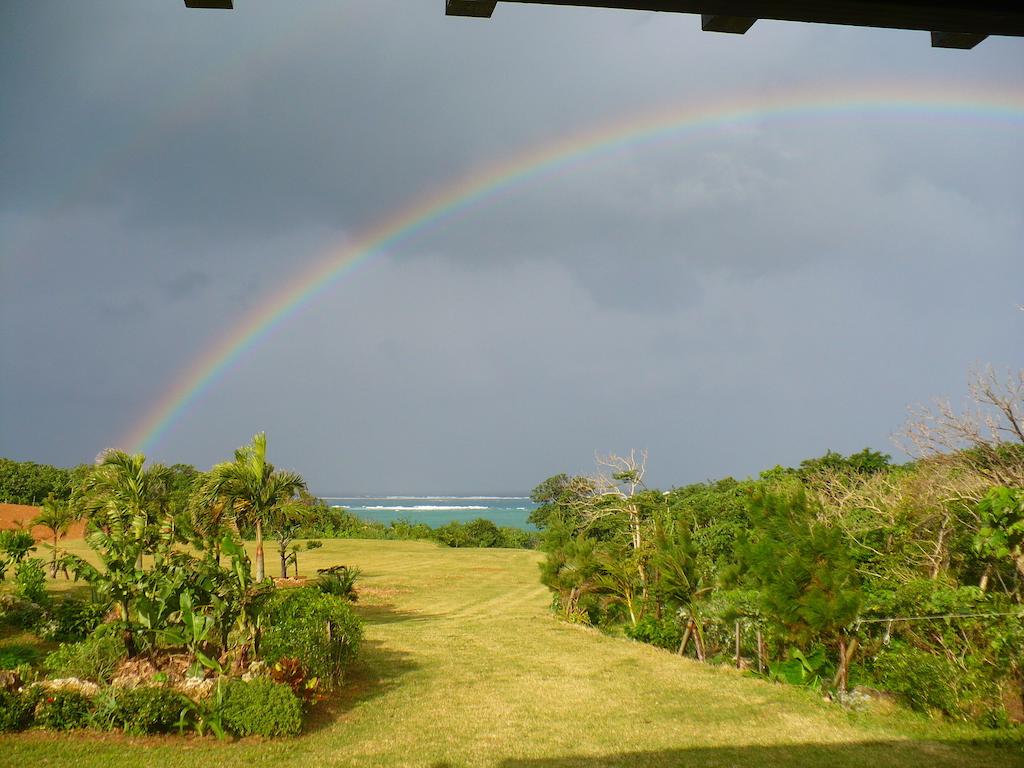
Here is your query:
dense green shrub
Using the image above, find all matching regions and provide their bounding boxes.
[498,526,538,549]
[0,643,43,669]
[37,598,108,642]
[261,587,362,684]
[102,686,192,734]
[43,630,127,684]
[0,688,38,732]
[14,558,47,603]
[872,643,960,715]
[625,615,682,651]
[220,678,302,737]
[35,689,93,730]
[0,594,44,629]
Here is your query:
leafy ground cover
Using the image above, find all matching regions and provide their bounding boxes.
[1,538,1021,767]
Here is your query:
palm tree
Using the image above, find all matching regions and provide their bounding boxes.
[69,450,172,655]
[32,493,81,578]
[198,433,306,581]
[187,476,236,565]
[72,450,172,569]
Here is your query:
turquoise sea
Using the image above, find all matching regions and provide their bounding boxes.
[320,496,537,530]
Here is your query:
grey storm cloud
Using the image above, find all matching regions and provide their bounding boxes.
[1,0,1022,492]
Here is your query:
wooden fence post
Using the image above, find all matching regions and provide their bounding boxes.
[735,621,741,669]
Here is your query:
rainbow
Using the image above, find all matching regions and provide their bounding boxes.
[119,82,1024,453]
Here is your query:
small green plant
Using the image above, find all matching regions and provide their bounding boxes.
[0,688,38,732]
[270,656,323,704]
[35,689,93,730]
[767,647,834,691]
[194,677,227,740]
[43,629,127,684]
[220,678,302,737]
[0,530,36,580]
[14,557,48,604]
[105,686,193,734]
[316,565,360,601]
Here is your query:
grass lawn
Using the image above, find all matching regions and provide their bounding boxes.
[1,538,1021,767]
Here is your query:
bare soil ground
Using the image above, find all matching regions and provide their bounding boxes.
[0,503,87,541]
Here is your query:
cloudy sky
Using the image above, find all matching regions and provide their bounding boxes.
[2,1,1022,493]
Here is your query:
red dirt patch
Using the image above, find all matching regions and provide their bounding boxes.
[0,502,87,540]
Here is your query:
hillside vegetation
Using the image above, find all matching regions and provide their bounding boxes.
[2,538,1020,767]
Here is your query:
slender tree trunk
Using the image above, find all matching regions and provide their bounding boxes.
[735,621,742,669]
[678,621,693,656]
[121,600,138,657]
[756,629,765,674]
[255,519,265,581]
[833,636,858,693]
[280,542,288,579]
[50,533,59,578]
[930,515,949,579]
[694,621,706,662]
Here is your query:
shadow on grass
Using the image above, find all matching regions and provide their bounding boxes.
[355,602,441,625]
[496,740,1024,768]
[303,638,420,734]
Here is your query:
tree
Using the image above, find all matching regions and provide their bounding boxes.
[539,518,601,621]
[529,473,595,530]
[652,521,711,660]
[68,450,173,655]
[901,365,1024,490]
[198,433,306,582]
[267,500,312,578]
[740,489,862,691]
[32,493,81,578]
[975,486,1024,581]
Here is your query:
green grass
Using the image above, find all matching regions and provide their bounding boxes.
[2,538,1022,767]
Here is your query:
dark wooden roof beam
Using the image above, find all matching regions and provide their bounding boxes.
[701,14,757,34]
[446,0,498,17]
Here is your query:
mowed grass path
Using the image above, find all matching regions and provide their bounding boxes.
[2,539,1021,768]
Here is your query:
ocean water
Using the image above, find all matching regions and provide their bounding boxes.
[321,496,537,530]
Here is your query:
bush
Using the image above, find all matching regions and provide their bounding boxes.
[43,629,127,684]
[0,594,44,630]
[625,615,682,651]
[220,678,302,737]
[0,643,43,669]
[0,688,38,732]
[872,643,960,715]
[37,598,108,642]
[316,565,359,600]
[14,558,48,604]
[498,526,538,549]
[35,689,93,730]
[261,587,362,684]
[103,686,192,734]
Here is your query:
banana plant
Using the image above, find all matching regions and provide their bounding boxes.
[161,590,220,676]
[219,535,275,667]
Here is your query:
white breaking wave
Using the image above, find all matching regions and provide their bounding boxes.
[321,496,529,501]
[360,505,491,512]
